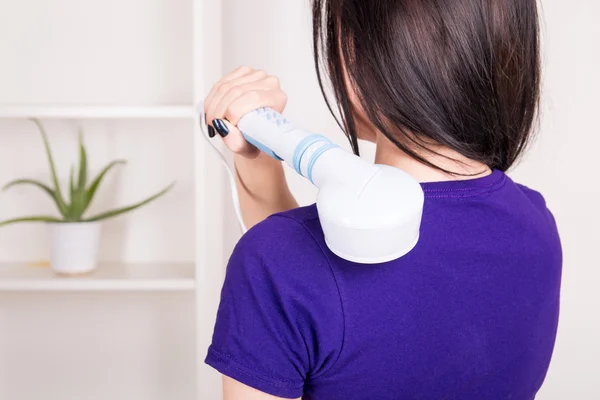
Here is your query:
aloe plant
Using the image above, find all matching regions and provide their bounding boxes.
[0,119,174,226]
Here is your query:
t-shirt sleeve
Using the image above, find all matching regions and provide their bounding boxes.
[205,215,344,398]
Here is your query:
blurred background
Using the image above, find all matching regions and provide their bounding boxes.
[0,0,597,399]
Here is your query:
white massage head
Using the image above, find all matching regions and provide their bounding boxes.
[198,104,424,264]
[315,163,423,263]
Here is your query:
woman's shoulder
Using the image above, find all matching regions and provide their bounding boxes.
[270,203,322,228]
[509,179,558,228]
[229,204,333,283]
[238,204,323,254]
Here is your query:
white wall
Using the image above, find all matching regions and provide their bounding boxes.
[222,1,599,399]
[0,0,193,106]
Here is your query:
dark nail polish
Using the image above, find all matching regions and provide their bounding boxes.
[207,125,216,138]
[213,119,229,137]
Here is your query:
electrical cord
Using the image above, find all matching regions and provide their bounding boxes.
[198,113,248,234]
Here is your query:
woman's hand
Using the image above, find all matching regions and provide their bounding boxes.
[204,66,288,159]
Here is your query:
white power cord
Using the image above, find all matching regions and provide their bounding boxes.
[198,113,248,234]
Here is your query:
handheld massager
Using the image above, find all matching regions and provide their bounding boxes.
[198,104,424,264]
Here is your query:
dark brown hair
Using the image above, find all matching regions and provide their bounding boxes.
[312,0,541,172]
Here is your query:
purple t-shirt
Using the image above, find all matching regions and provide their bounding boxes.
[206,169,562,399]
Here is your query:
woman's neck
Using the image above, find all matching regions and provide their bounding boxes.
[374,132,492,183]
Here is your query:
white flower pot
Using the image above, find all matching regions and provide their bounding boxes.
[49,222,101,275]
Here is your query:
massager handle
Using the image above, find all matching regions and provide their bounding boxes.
[237,108,378,192]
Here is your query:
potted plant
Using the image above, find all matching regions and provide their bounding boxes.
[0,119,174,275]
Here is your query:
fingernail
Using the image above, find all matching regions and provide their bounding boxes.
[213,119,229,137]
[207,125,216,138]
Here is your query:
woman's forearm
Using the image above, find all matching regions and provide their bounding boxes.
[234,152,298,230]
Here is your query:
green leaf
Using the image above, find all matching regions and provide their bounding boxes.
[30,119,69,218]
[4,178,55,198]
[0,215,62,227]
[2,179,66,213]
[84,160,127,211]
[84,182,175,222]
[69,165,76,202]
[77,129,87,191]
[65,164,87,221]
[67,131,89,221]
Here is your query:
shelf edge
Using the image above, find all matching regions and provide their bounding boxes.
[0,106,197,119]
[0,279,196,292]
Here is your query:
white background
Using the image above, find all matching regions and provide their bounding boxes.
[0,0,597,399]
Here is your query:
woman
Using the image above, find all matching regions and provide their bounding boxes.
[203,1,562,399]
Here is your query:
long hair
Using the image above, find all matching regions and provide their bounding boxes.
[312,0,541,172]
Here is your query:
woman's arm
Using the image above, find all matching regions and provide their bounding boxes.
[234,152,298,229]
[204,66,298,229]
[223,377,300,400]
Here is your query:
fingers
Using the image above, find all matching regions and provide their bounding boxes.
[204,66,253,113]
[205,68,267,125]
[219,120,261,159]
[223,88,287,125]
[211,78,281,125]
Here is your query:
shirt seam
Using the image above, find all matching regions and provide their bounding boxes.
[424,175,507,199]
[207,345,305,388]
[423,172,506,194]
[270,214,347,381]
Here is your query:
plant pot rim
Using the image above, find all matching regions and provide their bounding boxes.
[48,221,101,226]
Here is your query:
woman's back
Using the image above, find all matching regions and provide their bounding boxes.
[206,170,562,399]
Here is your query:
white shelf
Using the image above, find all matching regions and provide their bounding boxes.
[0,105,196,119]
[0,262,195,292]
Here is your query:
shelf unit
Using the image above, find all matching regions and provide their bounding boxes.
[0,262,195,292]
[0,103,202,295]
[0,105,197,120]
[0,0,226,398]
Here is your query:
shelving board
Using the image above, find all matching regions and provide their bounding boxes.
[0,262,195,292]
[0,106,196,119]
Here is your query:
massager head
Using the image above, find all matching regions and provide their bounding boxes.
[316,164,423,263]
